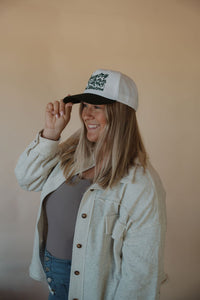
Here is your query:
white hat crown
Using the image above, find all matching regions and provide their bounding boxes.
[84,69,138,111]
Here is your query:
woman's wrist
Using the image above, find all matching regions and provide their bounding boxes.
[41,128,61,141]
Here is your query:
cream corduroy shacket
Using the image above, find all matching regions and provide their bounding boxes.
[15,132,167,300]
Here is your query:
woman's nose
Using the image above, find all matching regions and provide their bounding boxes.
[83,107,94,118]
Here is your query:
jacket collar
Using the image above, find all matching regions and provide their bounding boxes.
[74,159,141,190]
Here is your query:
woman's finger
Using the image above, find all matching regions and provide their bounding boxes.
[60,99,65,117]
[46,102,55,115]
[65,102,73,114]
[53,101,59,117]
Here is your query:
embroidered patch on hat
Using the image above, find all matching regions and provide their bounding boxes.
[85,73,109,91]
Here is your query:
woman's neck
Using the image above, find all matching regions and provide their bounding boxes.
[81,167,95,180]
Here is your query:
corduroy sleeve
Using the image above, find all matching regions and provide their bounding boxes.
[114,172,166,300]
[114,223,164,300]
[15,131,60,192]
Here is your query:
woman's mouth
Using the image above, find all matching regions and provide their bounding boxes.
[87,124,99,130]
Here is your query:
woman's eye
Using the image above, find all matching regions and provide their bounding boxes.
[94,105,101,109]
[82,103,87,108]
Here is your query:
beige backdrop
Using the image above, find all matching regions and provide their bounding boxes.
[0,0,199,299]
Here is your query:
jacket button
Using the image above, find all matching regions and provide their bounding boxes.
[45,267,50,272]
[74,270,80,275]
[90,188,94,191]
[73,298,79,300]
[77,243,82,248]
[81,213,87,218]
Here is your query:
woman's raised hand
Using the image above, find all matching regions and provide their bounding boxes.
[42,99,73,140]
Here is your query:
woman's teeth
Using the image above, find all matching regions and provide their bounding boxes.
[88,125,98,129]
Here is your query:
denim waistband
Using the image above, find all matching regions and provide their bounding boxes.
[44,249,71,298]
[44,249,72,267]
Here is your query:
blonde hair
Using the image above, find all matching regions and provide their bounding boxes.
[59,102,147,189]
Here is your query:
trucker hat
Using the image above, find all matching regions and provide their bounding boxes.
[63,69,138,111]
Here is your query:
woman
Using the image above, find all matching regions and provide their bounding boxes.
[15,69,167,300]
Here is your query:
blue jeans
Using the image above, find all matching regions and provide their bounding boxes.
[43,249,71,300]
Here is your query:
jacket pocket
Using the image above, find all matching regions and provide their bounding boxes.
[105,214,119,235]
[112,219,126,240]
[109,218,127,277]
[105,215,127,241]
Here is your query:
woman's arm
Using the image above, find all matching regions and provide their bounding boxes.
[114,222,165,300]
[114,170,166,300]
[15,99,73,191]
[15,132,61,191]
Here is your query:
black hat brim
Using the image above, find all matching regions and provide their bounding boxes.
[63,93,115,105]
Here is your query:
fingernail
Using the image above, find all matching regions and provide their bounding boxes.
[60,111,64,116]
[56,114,59,118]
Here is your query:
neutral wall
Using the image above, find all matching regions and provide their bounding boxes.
[0,0,199,299]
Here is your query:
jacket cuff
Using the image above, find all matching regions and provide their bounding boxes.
[30,130,60,157]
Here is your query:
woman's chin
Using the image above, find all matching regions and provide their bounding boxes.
[86,133,98,143]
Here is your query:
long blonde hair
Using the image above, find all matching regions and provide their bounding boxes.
[59,102,147,188]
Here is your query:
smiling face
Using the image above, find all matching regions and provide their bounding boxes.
[81,102,107,142]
